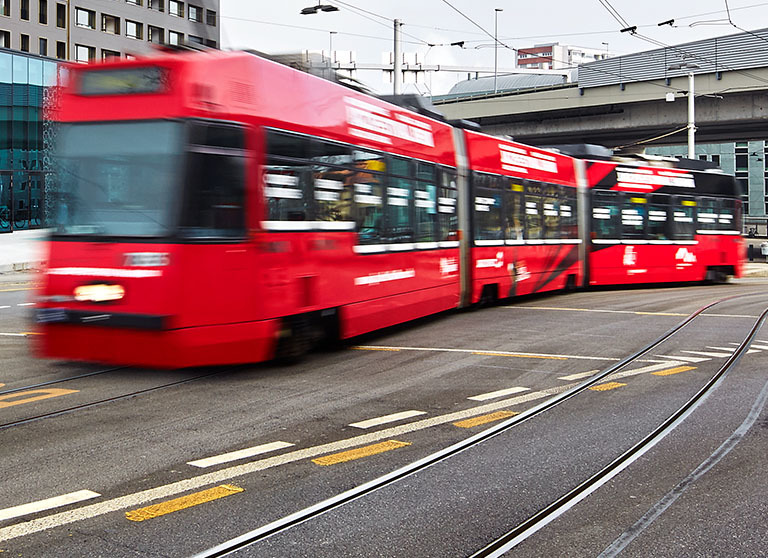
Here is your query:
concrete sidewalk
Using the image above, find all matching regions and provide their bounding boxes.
[0,229,49,273]
[1,229,768,277]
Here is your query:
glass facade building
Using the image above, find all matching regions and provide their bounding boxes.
[0,47,58,232]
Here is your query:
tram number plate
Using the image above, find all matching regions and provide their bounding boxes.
[36,308,68,324]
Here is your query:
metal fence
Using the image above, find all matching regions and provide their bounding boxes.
[0,170,47,233]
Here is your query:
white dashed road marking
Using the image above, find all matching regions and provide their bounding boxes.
[0,491,101,522]
[349,410,428,429]
[188,442,295,469]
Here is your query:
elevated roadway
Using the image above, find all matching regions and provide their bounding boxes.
[434,67,768,149]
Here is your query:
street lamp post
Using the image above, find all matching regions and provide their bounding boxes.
[494,8,502,94]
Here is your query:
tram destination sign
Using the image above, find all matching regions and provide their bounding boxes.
[77,67,168,96]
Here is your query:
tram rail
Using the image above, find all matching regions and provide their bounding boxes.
[191,292,768,557]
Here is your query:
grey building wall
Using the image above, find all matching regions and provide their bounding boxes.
[1,0,219,61]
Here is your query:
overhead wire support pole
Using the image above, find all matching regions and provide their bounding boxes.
[494,8,502,94]
[688,71,696,158]
[393,19,402,94]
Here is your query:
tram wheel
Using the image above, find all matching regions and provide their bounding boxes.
[275,316,313,364]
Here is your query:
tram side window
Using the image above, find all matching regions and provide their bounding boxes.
[414,162,438,243]
[506,182,524,241]
[672,197,696,240]
[525,182,543,240]
[591,190,620,239]
[560,186,578,239]
[719,198,739,231]
[310,140,354,224]
[264,130,312,222]
[180,123,246,238]
[697,197,718,231]
[647,194,670,240]
[387,157,414,243]
[474,172,503,241]
[542,183,561,239]
[621,195,646,239]
[438,167,458,242]
[349,149,385,244]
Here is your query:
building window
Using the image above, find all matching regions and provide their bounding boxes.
[188,4,201,22]
[205,38,216,48]
[20,33,29,51]
[39,37,47,55]
[712,154,721,166]
[148,0,163,10]
[188,34,202,44]
[205,9,215,26]
[148,25,163,44]
[75,7,95,29]
[56,2,66,27]
[168,30,182,45]
[168,0,182,17]
[125,0,142,5]
[125,20,142,39]
[0,0,9,16]
[75,44,95,63]
[0,30,9,48]
[39,0,47,23]
[56,40,65,59]
[102,48,120,60]
[101,14,119,34]
[20,0,29,20]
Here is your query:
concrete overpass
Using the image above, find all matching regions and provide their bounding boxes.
[433,29,768,150]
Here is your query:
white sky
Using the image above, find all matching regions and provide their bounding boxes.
[219,1,768,95]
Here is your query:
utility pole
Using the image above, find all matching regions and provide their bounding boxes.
[393,19,402,94]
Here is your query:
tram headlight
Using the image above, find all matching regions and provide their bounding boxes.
[73,284,125,303]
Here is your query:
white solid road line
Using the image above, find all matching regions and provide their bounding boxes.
[187,442,295,469]
[0,490,101,522]
[468,387,530,401]
[349,410,427,429]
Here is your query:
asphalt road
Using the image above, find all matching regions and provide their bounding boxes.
[1,273,767,557]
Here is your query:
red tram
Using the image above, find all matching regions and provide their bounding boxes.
[34,49,743,368]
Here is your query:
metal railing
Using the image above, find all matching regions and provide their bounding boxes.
[0,171,48,233]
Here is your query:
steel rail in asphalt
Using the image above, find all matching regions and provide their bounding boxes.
[0,366,126,397]
[470,298,768,557]
[190,292,766,558]
[0,368,230,431]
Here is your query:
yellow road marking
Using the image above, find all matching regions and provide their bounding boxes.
[589,382,627,392]
[0,287,35,293]
[472,351,567,360]
[312,440,410,466]
[0,384,4,388]
[652,365,697,376]
[453,411,519,428]
[125,484,243,522]
[351,346,402,352]
[21,332,42,336]
[0,389,79,409]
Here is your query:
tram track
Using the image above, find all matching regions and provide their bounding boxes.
[0,367,231,431]
[191,292,768,558]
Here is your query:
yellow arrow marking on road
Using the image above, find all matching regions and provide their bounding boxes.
[0,389,79,409]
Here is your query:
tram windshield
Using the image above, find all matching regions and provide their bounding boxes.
[54,120,183,237]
